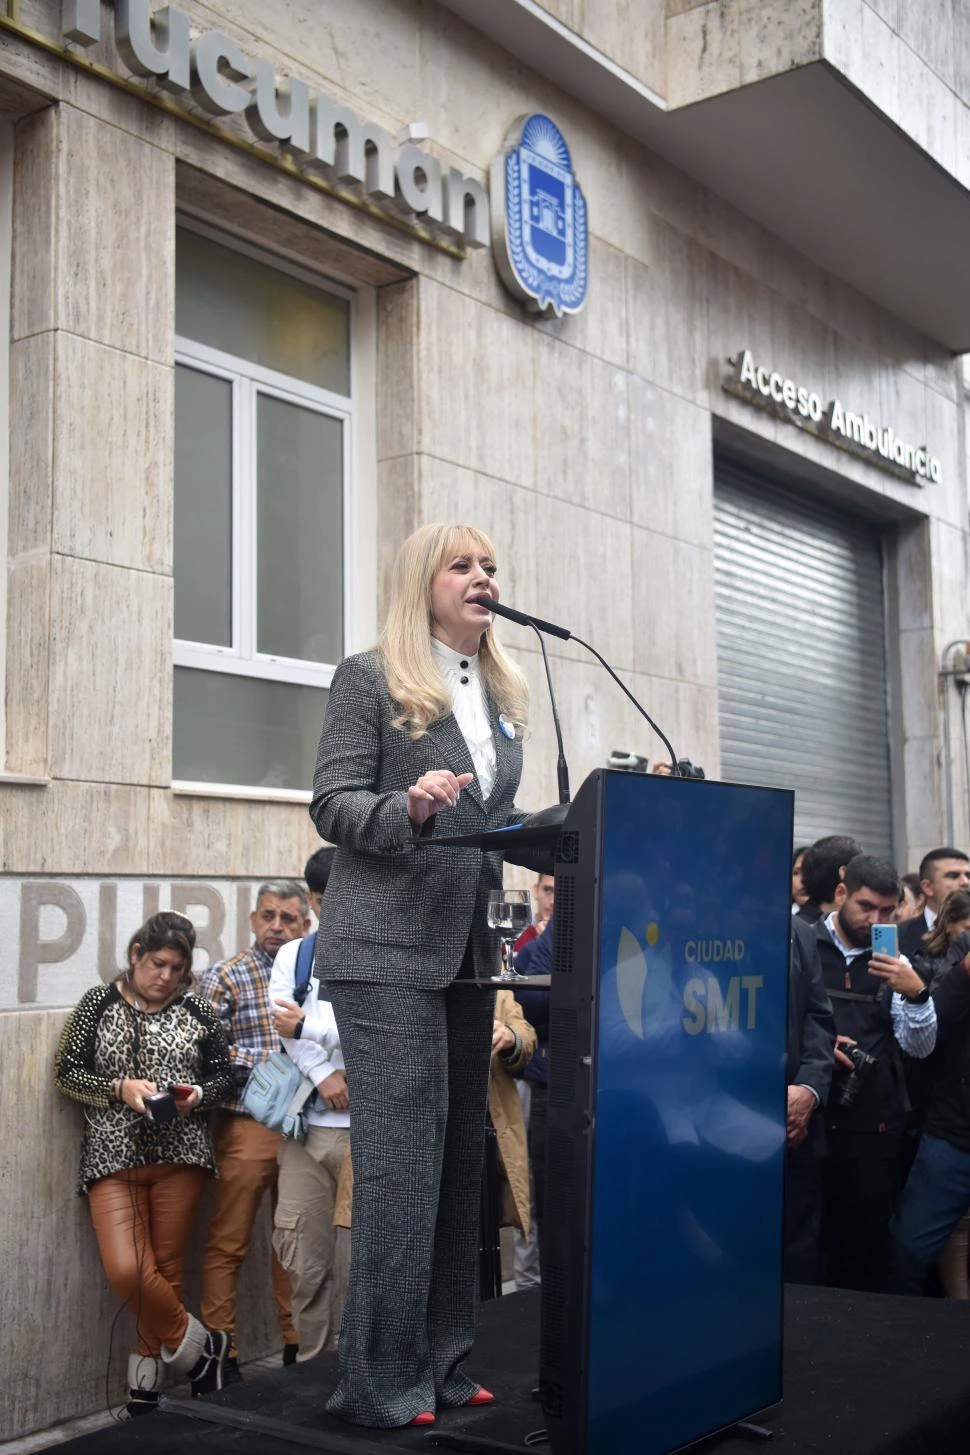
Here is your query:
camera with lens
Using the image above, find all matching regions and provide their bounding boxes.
[675,759,705,780]
[835,1044,879,1110]
[143,1089,177,1124]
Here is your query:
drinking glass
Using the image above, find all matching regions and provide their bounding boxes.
[486,888,532,982]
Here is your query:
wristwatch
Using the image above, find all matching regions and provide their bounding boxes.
[905,985,931,1005]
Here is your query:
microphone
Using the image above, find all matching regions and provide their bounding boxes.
[473,595,679,773]
[470,595,571,641]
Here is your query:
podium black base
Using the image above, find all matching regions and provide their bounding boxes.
[47,1286,970,1455]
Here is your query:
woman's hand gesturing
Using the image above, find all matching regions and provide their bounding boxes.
[407,770,474,827]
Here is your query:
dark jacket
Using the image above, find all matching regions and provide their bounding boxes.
[513,922,552,1086]
[899,912,932,965]
[814,918,902,1134]
[925,930,970,1152]
[789,918,837,1152]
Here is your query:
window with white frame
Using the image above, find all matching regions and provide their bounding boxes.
[173,225,352,792]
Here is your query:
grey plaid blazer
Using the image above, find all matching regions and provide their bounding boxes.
[310,650,526,989]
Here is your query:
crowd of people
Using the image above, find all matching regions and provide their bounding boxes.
[785,838,970,1293]
[54,835,970,1421]
[49,519,970,1431]
[52,862,544,1421]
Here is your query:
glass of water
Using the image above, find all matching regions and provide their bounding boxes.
[486,888,532,981]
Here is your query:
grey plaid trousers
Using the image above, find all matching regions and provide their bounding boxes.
[325,978,496,1427]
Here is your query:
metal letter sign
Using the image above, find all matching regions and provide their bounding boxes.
[491,114,588,317]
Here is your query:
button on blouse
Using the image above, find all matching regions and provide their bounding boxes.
[430,636,496,801]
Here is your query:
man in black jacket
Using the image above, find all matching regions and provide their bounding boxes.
[816,855,937,1290]
[784,917,836,1282]
[898,847,970,963]
[891,929,970,1293]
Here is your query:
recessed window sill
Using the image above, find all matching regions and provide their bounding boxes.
[0,772,51,787]
[172,781,312,806]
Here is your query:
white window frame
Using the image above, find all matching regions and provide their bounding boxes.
[171,221,368,798]
[172,341,352,689]
[173,224,356,698]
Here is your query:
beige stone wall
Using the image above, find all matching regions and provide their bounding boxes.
[823,0,970,191]
[1,88,327,881]
[665,0,823,107]
[663,0,970,193]
[532,0,667,95]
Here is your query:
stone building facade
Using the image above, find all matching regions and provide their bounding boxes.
[1,0,969,1437]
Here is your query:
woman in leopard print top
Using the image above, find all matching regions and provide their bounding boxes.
[55,912,233,1414]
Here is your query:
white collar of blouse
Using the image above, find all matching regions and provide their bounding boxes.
[430,635,481,673]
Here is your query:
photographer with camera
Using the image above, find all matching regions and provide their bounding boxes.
[813,855,937,1291]
[54,912,233,1416]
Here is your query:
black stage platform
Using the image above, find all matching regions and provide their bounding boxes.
[54,1286,970,1455]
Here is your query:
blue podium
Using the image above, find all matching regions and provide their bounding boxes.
[539,769,793,1455]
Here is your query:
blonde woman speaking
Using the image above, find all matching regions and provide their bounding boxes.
[309,522,531,1429]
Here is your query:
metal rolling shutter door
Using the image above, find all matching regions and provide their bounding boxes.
[713,461,893,857]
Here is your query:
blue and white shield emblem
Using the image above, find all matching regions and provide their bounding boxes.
[490,114,588,317]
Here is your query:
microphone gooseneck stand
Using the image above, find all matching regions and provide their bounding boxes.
[569,632,678,775]
[530,621,570,806]
[470,595,679,773]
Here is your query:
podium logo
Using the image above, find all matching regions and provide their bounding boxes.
[616,922,672,1040]
[615,922,763,1038]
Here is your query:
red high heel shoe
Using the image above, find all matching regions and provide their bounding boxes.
[409,1412,436,1426]
[464,1388,494,1407]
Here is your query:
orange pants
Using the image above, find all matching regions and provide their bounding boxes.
[202,1111,296,1354]
[88,1164,210,1356]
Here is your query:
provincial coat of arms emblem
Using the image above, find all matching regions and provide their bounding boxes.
[490,113,589,317]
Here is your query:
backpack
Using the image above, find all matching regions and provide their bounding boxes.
[241,931,319,1141]
[293,930,318,1005]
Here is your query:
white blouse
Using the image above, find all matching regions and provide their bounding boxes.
[430,636,496,801]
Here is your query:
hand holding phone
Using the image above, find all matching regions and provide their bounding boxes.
[869,924,926,999]
[871,923,898,958]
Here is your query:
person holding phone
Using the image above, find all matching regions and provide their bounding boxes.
[811,855,937,1290]
[54,912,234,1416]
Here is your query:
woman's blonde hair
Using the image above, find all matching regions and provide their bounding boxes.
[378,522,530,739]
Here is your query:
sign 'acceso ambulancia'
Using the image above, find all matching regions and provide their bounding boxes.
[725,348,941,486]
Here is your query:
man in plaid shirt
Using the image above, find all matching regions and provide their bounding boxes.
[200,879,310,1384]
